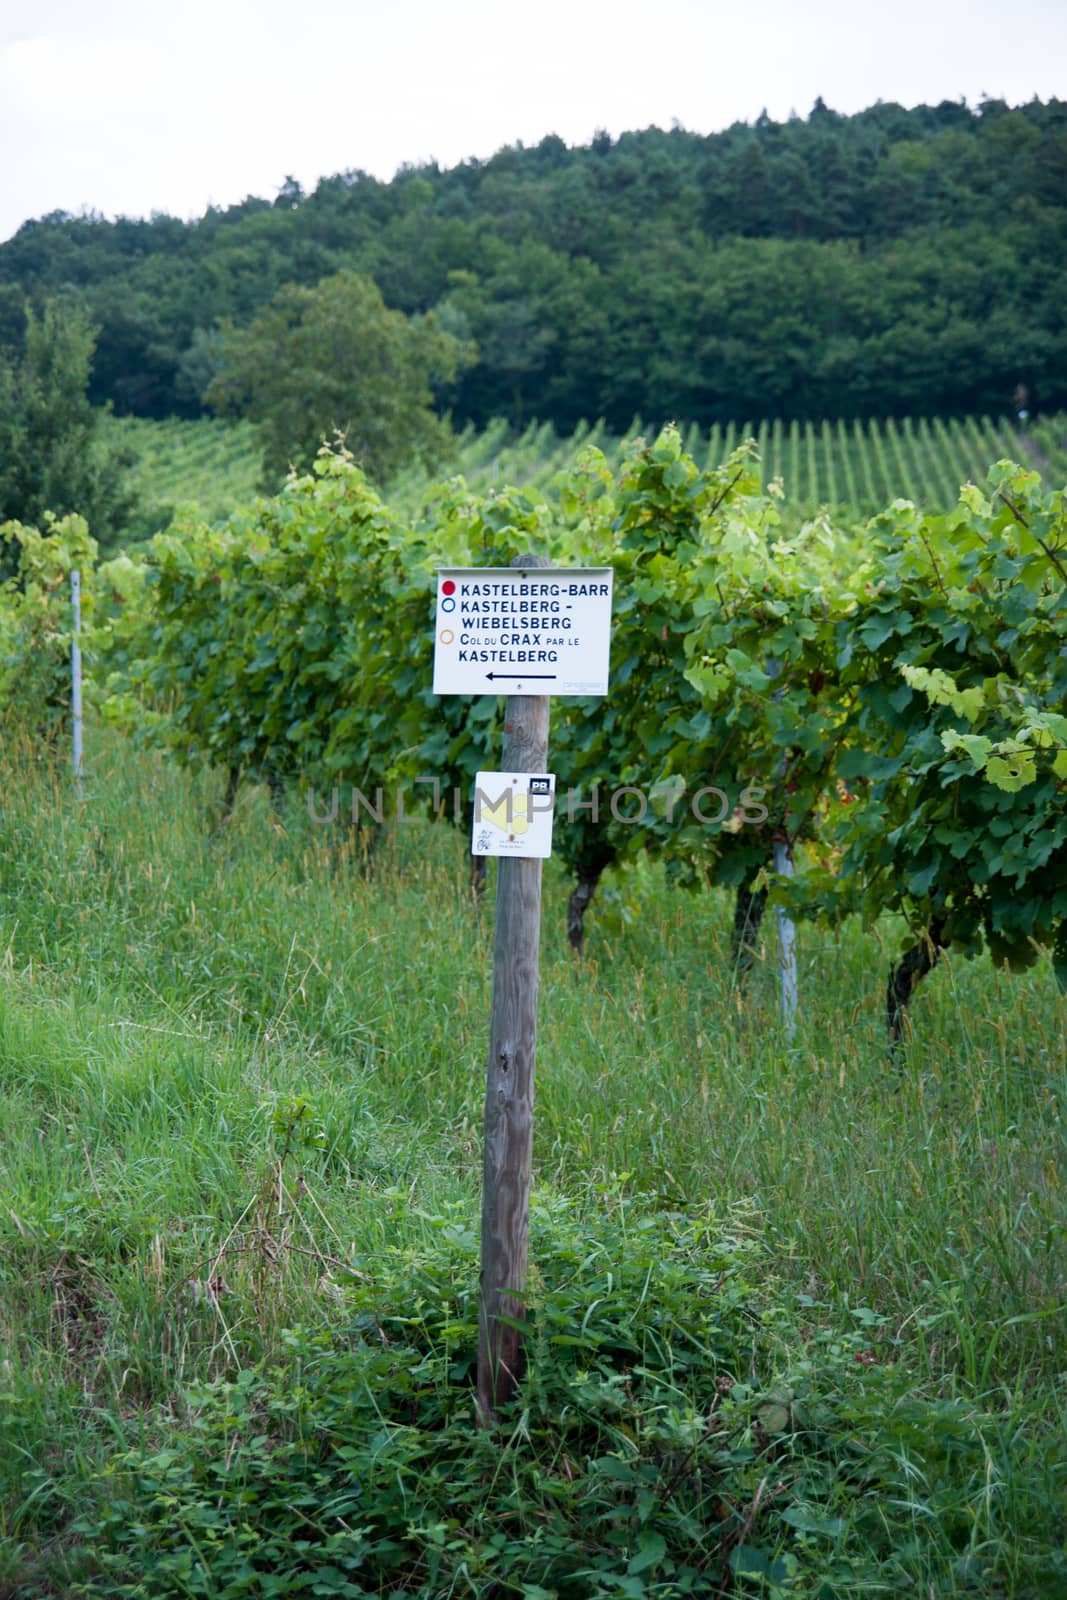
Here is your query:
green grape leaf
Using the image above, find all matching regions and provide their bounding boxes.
[941,730,993,768]
[985,753,1037,791]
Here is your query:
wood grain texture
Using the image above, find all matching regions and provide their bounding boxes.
[477,554,551,1425]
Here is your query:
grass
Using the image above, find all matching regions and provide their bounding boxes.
[0,728,1064,1595]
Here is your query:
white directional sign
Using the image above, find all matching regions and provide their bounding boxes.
[433,567,613,696]
[472,772,556,858]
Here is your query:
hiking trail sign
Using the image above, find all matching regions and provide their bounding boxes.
[438,557,614,1427]
[433,567,613,697]
[471,771,557,859]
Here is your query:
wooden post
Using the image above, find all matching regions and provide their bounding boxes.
[71,570,83,800]
[477,556,550,1426]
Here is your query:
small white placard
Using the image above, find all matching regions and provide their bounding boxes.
[433,567,613,696]
[471,772,556,858]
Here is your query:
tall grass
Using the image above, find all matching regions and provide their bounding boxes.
[0,730,1064,1594]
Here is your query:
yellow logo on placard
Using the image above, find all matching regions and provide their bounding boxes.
[480,791,530,836]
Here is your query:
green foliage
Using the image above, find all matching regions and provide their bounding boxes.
[0,512,96,735]
[93,432,1067,1000]
[64,1196,1033,1600]
[549,430,780,898]
[99,414,263,539]
[4,99,1067,429]
[0,730,1064,1597]
[206,269,474,486]
[109,446,410,789]
[108,409,1057,539]
[806,467,1067,968]
[0,298,136,554]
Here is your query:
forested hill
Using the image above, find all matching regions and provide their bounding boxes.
[2,95,1065,430]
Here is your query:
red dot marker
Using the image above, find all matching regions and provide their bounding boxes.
[442,580,456,596]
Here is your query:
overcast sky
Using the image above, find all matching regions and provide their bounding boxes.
[2,0,1065,243]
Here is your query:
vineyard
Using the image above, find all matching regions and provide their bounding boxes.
[102,414,264,534]
[5,420,1066,1089]
[1,431,1066,1596]
[426,412,1067,521]
[107,408,1067,532]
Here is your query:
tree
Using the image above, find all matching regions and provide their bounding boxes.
[206,269,474,485]
[6,98,1067,427]
[0,296,136,561]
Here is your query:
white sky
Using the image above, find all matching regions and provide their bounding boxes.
[2,0,1065,243]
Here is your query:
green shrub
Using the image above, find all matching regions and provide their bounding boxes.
[63,1191,1042,1599]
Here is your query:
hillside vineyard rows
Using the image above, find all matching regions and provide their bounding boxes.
[104,410,1067,535]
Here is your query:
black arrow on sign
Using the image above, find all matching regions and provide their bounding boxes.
[486,672,557,681]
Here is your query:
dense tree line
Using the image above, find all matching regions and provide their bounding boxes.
[1,96,1064,434]
[0,297,135,558]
